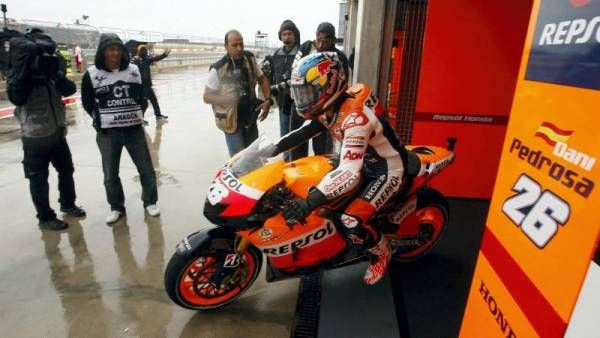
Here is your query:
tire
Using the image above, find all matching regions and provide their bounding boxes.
[164,241,262,310]
[391,188,449,262]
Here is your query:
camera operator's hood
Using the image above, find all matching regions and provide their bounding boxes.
[95,33,130,71]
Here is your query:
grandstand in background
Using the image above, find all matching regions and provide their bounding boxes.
[5,18,275,55]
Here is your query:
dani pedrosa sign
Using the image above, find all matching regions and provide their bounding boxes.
[525,0,600,90]
[461,1,600,337]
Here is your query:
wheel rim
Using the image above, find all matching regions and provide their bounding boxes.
[178,250,257,307]
[392,205,446,260]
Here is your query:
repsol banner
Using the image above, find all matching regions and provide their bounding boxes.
[525,0,600,90]
[460,1,600,337]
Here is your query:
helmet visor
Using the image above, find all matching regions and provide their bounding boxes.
[290,84,320,113]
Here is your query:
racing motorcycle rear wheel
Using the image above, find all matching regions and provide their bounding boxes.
[164,238,262,310]
[390,188,449,262]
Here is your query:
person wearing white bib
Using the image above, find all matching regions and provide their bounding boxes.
[81,33,159,224]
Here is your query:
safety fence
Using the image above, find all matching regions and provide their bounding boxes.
[9,18,277,49]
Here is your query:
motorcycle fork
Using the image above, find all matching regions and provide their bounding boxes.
[211,237,250,289]
[236,237,251,254]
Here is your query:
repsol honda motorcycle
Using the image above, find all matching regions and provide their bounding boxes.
[164,136,456,310]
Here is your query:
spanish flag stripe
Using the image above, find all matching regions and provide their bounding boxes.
[536,126,571,143]
[540,121,574,136]
[534,132,557,146]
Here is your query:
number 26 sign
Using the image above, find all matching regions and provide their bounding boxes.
[502,174,571,248]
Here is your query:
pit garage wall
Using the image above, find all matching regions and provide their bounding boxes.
[411,0,533,198]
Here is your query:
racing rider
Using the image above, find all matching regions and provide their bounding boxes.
[270,52,407,285]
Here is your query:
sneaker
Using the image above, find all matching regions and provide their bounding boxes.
[39,218,69,231]
[363,236,392,285]
[146,204,160,217]
[156,114,168,120]
[60,205,86,217]
[106,210,124,224]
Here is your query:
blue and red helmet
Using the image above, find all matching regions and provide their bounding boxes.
[290,52,347,117]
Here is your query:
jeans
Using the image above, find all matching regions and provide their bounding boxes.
[96,126,157,212]
[147,87,162,117]
[278,107,291,161]
[224,123,258,157]
[289,108,332,161]
[22,132,77,222]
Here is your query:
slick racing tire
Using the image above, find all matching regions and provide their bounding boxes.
[164,241,262,310]
[391,188,449,262]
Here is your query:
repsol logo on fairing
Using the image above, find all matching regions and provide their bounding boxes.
[219,167,242,192]
[258,221,336,257]
[509,138,594,198]
[479,280,517,338]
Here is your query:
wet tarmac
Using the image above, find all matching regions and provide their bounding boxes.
[0,68,299,338]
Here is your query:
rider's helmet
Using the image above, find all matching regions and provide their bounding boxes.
[290,52,347,118]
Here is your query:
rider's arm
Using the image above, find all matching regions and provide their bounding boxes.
[283,116,371,221]
[314,119,370,201]
[273,119,327,154]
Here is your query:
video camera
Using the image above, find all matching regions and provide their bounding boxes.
[5,28,65,82]
[24,29,63,79]
[29,39,60,79]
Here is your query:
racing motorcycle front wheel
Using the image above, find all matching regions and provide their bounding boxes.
[164,234,262,310]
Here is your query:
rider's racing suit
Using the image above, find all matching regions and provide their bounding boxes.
[274,83,407,259]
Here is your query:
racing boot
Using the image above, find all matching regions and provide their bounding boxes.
[363,236,392,285]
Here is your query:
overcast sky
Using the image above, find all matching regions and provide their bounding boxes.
[4,0,342,45]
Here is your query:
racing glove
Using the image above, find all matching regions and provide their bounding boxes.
[283,188,328,226]
[283,197,311,226]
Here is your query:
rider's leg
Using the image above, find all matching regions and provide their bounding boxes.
[341,172,403,285]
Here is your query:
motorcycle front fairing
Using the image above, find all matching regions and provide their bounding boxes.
[203,139,285,227]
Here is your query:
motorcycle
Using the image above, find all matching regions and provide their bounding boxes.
[164,136,456,310]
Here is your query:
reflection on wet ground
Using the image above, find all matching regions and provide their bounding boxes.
[0,68,298,337]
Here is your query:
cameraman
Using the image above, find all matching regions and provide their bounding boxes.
[8,29,86,231]
[270,20,300,161]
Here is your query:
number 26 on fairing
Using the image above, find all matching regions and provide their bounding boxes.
[502,174,570,248]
